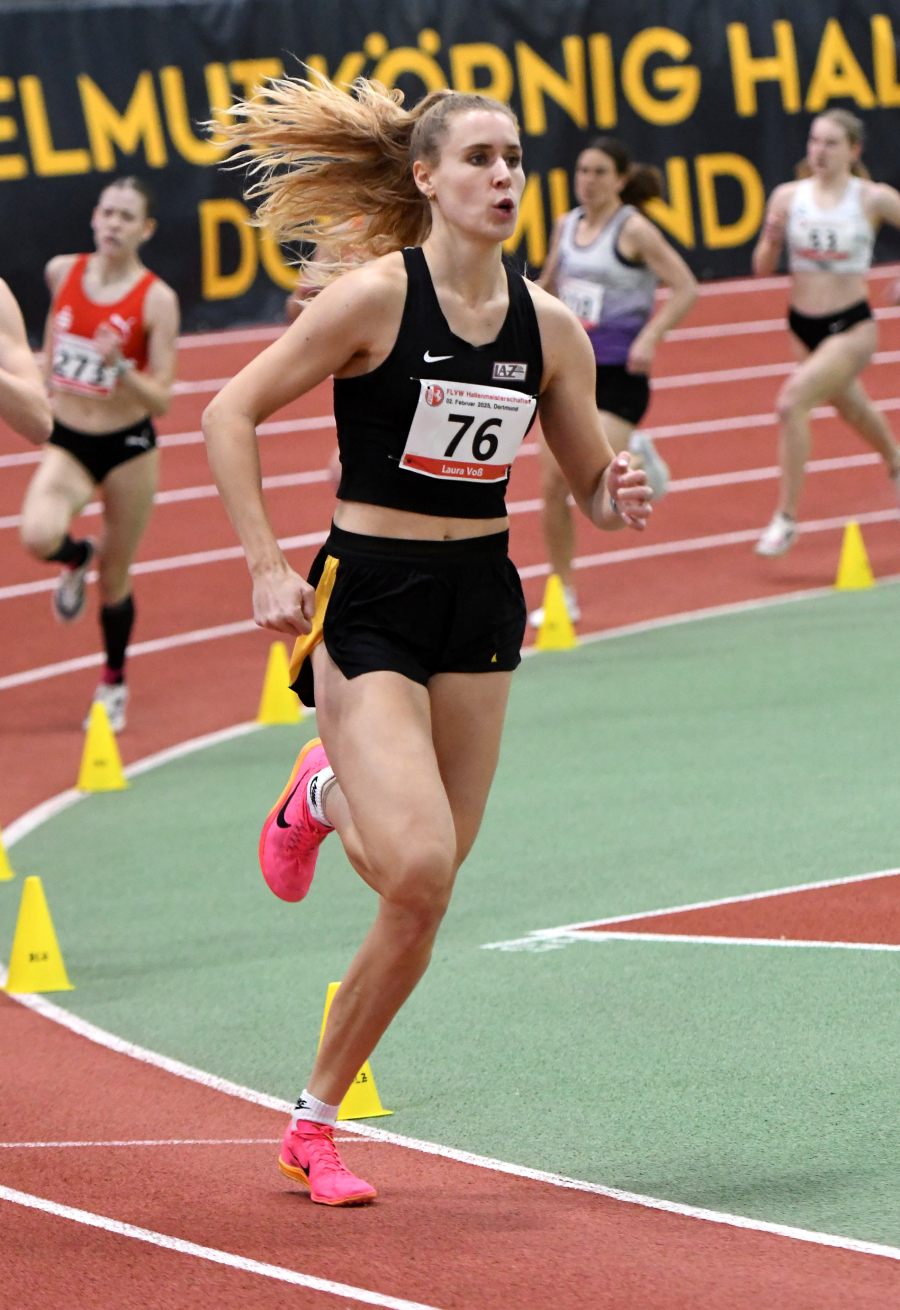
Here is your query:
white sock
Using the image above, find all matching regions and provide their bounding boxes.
[292,1088,339,1127]
[306,767,336,828]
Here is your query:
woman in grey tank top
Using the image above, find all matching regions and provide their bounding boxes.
[531,138,697,626]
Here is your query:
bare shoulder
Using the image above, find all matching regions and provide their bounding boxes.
[864,180,900,217]
[144,277,180,329]
[314,251,406,314]
[621,209,665,249]
[768,182,798,212]
[45,254,78,295]
[0,278,24,331]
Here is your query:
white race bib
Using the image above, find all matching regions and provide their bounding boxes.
[559,276,604,328]
[51,331,117,397]
[794,217,854,263]
[400,378,535,482]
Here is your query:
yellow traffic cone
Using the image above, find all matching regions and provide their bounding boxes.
[257,641,301,725]
[76,701,127,792]
[0,825,13,881]
[534,574,578,651]
[3,876,73,993]
[319,982,392,1120]
[835,521,874,590]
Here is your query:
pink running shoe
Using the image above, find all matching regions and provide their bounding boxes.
[259,738,332,902]
[279,1119,377,1206]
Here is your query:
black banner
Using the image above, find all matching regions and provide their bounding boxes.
[2,1,900,337]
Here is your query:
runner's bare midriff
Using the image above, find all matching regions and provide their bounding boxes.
[333,501,509,540]
[789,269,870,317]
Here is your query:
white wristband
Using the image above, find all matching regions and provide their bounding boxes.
[113,356,134,380]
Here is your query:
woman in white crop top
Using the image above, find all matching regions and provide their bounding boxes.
[752,109,900,557]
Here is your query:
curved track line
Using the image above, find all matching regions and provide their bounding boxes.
[0,1185,444,1310]
[6,596,900,1263]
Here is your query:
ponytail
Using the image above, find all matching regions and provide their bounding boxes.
[582,137,662,213]
[223,76,518,287]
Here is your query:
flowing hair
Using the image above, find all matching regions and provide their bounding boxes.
[222,76,519,288]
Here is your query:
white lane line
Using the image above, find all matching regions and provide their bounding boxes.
[481,866,900,951]
[178,326,284,349]
[0,415,335,469]
[0,1139,280,1148]
[5,995,900,1267]
[666,304,900,342]
[563,932,900,951]
[3,511,898,685]
[657,262,898,299]
[652,349,900,391]
[0,1185,443,1310]
[7,709,900,1264]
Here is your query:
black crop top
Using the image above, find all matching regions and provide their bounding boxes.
[334,246,543,519]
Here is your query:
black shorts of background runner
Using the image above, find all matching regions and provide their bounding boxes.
[595,364,651,426]
[49,416,156,484]
[291,524,526,707]
[788,301,872,353]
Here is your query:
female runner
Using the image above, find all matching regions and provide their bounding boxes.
[19,177,179,729]
[753,109,900,556]
[0,278,52,442]
[203,82,651,1206]
[530,138,697,624]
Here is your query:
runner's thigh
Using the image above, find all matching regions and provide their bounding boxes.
[598,411,633,454]
[311,646,457,898]
[100,447,158,567]
[428,669,513,866]
[784,321,877,409]
[20,445,95,545]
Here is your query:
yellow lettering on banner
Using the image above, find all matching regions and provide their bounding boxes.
[644,157,695,247]
[503,171,546,266]
[727,21,801,115]
[621,27,700,125]
[259,230,297,291]
[200,198,257,299]
[548,167,570,222]
[696,153,764,249]
[871,15,900,106]
[516,37,588,135]
[588,33,617,127]
[0,75,27,179]
[305,51,367,88]
[449,43,514,101]
[805,18,876,110]
[228,59,284,100]
[79,71,168,170]
[160,65,231,164]
[19,76,90,176]
[373,32,448,93]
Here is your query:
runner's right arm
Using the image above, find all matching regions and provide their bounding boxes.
[752,184,794,277]
[0,279,52,444]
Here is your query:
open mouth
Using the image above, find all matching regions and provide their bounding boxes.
[495,199,515,216]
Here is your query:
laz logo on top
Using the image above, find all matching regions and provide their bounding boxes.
[401,377,536,482]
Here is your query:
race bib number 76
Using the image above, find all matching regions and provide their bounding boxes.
[400,378,536,482]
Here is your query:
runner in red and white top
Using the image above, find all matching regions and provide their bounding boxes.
[19,176,179,731]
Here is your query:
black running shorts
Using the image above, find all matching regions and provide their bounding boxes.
[788,300,872,353]
[49,416,157,484]
[595,364,651,427]
[290,525,526,707]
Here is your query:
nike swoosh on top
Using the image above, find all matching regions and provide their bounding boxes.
[424,350,453,362]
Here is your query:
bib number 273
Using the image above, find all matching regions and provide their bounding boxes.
[400,378,535,482]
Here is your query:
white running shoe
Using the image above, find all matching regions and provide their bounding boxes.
[53,540,95,624]
[755,512,797,558]
[528,584,581,629]
[84,681,129,733]
[628,432,670,501]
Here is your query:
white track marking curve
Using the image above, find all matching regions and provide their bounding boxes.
[0,1185,444,1310]
[5,595,900,1264]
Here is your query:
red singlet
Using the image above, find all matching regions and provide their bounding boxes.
[51,254,156,397]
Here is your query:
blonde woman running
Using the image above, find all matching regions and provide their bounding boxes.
[530,137,696,624]
[204,82,651,1207]
[19,177,179,730]
[0,279,52,442]
[753,109,900,557]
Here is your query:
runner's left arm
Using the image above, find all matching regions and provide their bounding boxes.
[0,279,52,444]
[619,215,698,375]
[870,185,900,306]
[95,281,180,416]
[532,285,652,533]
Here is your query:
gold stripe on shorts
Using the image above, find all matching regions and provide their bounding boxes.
[289,555,339,686]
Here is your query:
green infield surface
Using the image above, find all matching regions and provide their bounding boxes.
[4,585,900,1249]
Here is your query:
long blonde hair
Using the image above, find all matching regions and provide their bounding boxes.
[224,77,519,287]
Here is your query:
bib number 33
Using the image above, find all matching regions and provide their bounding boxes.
[400,378,536,482]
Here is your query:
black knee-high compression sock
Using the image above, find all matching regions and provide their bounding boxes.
[46,535,90,567]
[100,595,135,685]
